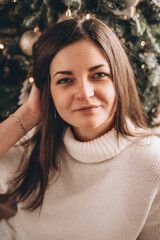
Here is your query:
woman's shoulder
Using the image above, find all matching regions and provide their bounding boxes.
[136,134,160,153]
[129,135,160,179]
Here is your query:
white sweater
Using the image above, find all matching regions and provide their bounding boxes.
[0,127,160,240]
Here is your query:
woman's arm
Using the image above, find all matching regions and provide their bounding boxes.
[0,84,41,157]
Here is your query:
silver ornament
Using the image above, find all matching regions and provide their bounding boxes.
[19,29,41,56]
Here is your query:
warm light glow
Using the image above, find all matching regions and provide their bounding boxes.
[141,41,146,47]
[11,0,17,2]
[85,13,91,19]
[144,52,149,56]
[28,77,34,83]
[141,64,146,69]
[34,26,40,33]
[66,9,72,17]
[83,10,92,20]
[123,16,128,20]
[0,43,4,49]
[120,38,126,44]
[66,4,72,17]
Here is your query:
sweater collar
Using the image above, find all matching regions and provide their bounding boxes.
[63,127,133,163]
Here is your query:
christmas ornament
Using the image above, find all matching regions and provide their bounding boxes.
[66,4,72,17]
[113,0,141,18]
[19,27,41,56]
[58,5,73,23]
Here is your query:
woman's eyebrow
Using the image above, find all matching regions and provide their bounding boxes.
[52,64,110,78]
[53,71,73,78]
[89,64,110,72]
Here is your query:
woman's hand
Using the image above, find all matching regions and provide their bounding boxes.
[0,84,42,157]
[24,84,42,125]
[15,84,42,132]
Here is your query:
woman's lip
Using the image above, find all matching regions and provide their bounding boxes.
[75,106,99,111]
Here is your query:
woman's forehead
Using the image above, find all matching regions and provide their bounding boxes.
[50,39,110,73]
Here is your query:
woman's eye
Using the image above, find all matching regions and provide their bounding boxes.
[57,78,72,85]
[93,72,109,78]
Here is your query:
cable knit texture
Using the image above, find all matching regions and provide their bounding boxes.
[0,127,160,240]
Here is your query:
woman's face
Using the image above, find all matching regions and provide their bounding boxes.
[50,40,116,141]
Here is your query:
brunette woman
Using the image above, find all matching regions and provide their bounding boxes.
[0,17,160,240]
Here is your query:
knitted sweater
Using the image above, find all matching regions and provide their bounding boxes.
[0,127,160,240]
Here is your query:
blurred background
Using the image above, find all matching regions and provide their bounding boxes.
[0,0,160,127]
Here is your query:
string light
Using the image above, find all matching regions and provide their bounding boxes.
[120,38,126,44]
[123,16,128,20]
[141,41,146,47]
[0,43,4,50]
[28,77,34,83]
[141,64,146,69]
[86,13,91,19]
[144,52,149,56]
[34,26,40,33]
[83,11,91,20]
[11,0,18,2]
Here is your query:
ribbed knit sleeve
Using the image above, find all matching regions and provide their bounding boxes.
[137,189,160,240]
[0,129,34,194]
[135,140,160,240]
[0,144,25,194]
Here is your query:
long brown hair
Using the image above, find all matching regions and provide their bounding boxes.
[11,17,147,210]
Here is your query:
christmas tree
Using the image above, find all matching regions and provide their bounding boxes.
[0,0,160,126]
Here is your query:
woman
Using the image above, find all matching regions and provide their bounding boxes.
[0,17,160,240]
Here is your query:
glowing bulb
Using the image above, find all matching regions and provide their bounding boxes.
[141,64,146,69]
[85,13,91,19]
[144,52,149,56]
[0,43,4,49]
[120,38,126,44]
[141,41,146,47]
[123,16,128,20]
[28,77,34,83]
[83,11,92,20]
[34,26,40,33]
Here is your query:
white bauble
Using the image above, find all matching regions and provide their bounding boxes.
[19,30,41,56]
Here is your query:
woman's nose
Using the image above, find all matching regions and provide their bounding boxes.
[74,80,94,101]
